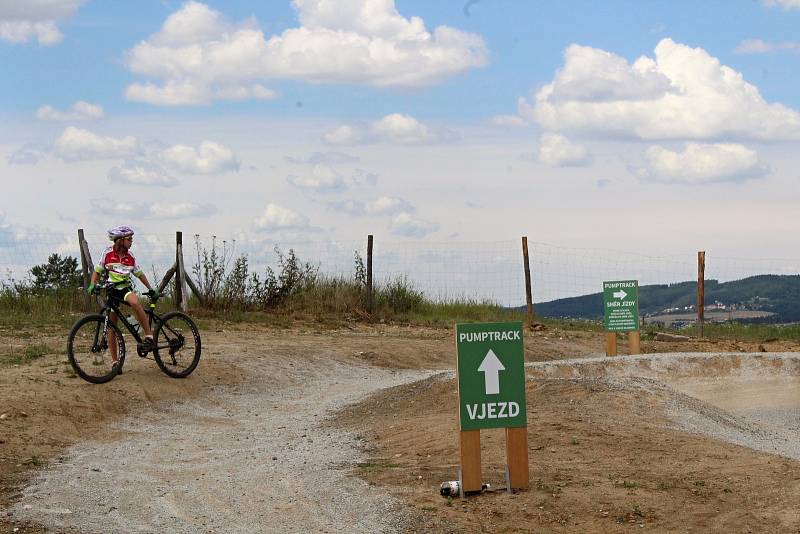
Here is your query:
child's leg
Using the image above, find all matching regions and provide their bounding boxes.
[125,291,153,339]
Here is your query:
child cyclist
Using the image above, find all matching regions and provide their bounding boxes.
[87,225,157,369]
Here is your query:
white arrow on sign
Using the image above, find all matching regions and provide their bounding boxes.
[613,289,627,300]
[478,349,505,395]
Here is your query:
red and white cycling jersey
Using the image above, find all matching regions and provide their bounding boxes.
[95,246,143,287]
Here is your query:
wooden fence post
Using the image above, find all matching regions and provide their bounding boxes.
[521,236,533,325]
[184,272,205,307]
[77,229,90,310]
[158,263,177,294]
[77,229,95,311]
[175,231,189,311]
[367,235,373,314]
[697,251,705,338]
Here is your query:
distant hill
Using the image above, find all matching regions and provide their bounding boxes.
[531,275,800,323]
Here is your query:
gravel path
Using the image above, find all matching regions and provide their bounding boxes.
[7,354,434,533]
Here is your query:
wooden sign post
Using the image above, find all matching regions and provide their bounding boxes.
[456,322,529,494]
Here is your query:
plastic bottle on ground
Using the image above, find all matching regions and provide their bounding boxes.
[440,481,491,497]
[440,480,460,497]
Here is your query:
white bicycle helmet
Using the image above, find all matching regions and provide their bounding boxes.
[107,225,134,241]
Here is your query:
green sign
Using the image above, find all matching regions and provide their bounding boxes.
[456,322,527,431]
[603,280,639,332]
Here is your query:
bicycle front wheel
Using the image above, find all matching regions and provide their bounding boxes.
[67,315,126,384]
[153,311,201,378]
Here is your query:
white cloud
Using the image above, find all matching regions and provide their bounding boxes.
[327,199,367,216]
[124,0,487,106]
[366,196,414,215]
[54,127,140,161]
[90,198,142,217]
[329,195,414,216]
[351,168,379,186]
[159,141,239,174]
[36,101,104,121]
[491,114,528,128]
[285,151,360,165]
[323,113,456,145]
[763,0,800,9]
[734,38,800,54]
[8,143,48,165]
[0,20,61,45]
[0,0,86,46]
[0,1,85,20]
[519,38,800,141]
[637,143,769,184]
[108,160,178,187]
[253,203,311,231]
[287,164,347,192]
[125,81,278,107]
[538,133,591,167]
[149,202,216,219]
[372,113,443,144]
[539,44,675,103]
[390,212,439,238]
[322,124,366,145]
[90,198,215,219]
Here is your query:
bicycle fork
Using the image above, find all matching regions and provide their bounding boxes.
[91,316,107,353]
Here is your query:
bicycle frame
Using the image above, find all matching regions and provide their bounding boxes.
[101,295,160,345]
[96,289,186,357]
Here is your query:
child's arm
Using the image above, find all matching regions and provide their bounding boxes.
[136,272,154,292]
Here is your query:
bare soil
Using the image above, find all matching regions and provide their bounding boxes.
[1,319,799,532]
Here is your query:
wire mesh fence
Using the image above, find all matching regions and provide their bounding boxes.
[2,230,799,311]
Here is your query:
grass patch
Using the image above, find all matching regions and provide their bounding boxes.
[702,322,800,342]
[0,287,85,329]
[357,461,401,471]
[536,480,563,494]
[379,300,528,327]
[0,343,57,367]
[643,321,800,342]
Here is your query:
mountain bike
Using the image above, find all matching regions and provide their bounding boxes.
[67,283,201,384]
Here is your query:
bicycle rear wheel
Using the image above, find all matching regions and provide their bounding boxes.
[153,311,201,378]
[67,315,126,384]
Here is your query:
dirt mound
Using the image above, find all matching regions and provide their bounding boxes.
[336,352,800,532]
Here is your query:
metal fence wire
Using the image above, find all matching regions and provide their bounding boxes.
[1,231,799,308]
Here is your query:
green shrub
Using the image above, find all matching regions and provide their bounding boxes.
[376,276,424,314]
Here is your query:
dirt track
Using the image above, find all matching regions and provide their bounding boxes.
[2,321,800,532]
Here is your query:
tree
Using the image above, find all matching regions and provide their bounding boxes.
[30,254,82,291]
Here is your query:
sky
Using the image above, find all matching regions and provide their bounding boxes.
[2,0,800,301]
